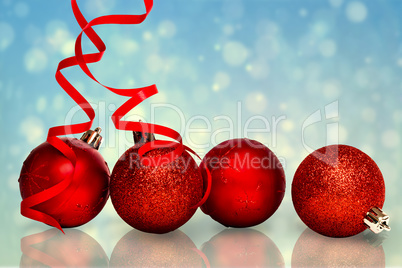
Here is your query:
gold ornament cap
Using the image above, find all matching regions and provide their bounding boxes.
[133,120,155,145]
[133,131,155,145]
[364,207,391,234]
[80,127,103,150]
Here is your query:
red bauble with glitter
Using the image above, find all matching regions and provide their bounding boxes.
[200,138,285,227]
[19,128,110,228]
[292,144,388,237]
[110,132,203,234]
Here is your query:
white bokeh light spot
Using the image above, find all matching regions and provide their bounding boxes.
[393,110,402,123]
[0,22,15,51]
[361,107,376,123]
[113,36,139,56]
[123,40,139,53]
[14,2,29,18]
[355,68,369,88]
[281,120,295,132]
[319,39,337,57]
[346,1,368,23]
[329,0,344,8]
[293,68,304,80]
[222,0,244,19]
[24,48,48,73]
[212,72,231,92]
[84,0,116,17]
[193,85,210,103]
[53,94,65,111]
[255,35,281,60]
[61,39,75,57]
[246,60,270,79]
[339,125,348,143]
[9,145,21,157]
[256,20,280,37]
[312,22,329,36]
[146,54,163,73]
[20,116,45,145]
[323,80,341,99]
[223,41,248,66]
[158,20,177,38]
[245,92,268,114]
[381,130,400,148]
[36,97,47,113]
[46,20,73,53]
[223,24,234,35]
[143,31,153,41]
[299,8,308,17]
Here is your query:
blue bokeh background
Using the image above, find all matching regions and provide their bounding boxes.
[1,0,401,266]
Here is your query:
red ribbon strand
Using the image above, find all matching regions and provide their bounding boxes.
[21,0,211,232]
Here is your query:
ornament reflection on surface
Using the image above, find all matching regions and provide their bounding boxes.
[20,228,109,267]
[110,229,204,267]
[201,228,284,267]
[291,228,385,268]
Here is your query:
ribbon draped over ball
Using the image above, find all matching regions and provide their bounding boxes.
[21,0,211,232]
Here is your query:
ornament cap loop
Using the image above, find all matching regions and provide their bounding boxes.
[364,207,391,234]
[80,127,103,150]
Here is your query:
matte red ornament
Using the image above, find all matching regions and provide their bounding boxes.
[291,228,385,267]
[110,229,203,267]
[19,129,110,229]
[201,229,285,267]
[292,144,389,238]
[110,132,203,234]
[200,138,285,227]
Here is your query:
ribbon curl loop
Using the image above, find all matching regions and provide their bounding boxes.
[21,0,211,232]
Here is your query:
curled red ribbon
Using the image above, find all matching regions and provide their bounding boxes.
[21,0,211,232]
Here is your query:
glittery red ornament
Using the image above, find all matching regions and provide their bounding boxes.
[291,228,385,267]
[201,229,285,267]
[110,229,203,267]
[110,132,203,234]
[20,228,109,267]
[19,128,110,229]
[292,144,387,237]
[200,138,285,227]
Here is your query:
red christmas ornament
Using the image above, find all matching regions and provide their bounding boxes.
[291,228,385,267]
[110,229,203,267]
[19,128,110,229]
[201,229,285,267]
[110,131,203,234]
[292,144,391,237]
[20,228,109,267]
[200,138,285,228]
